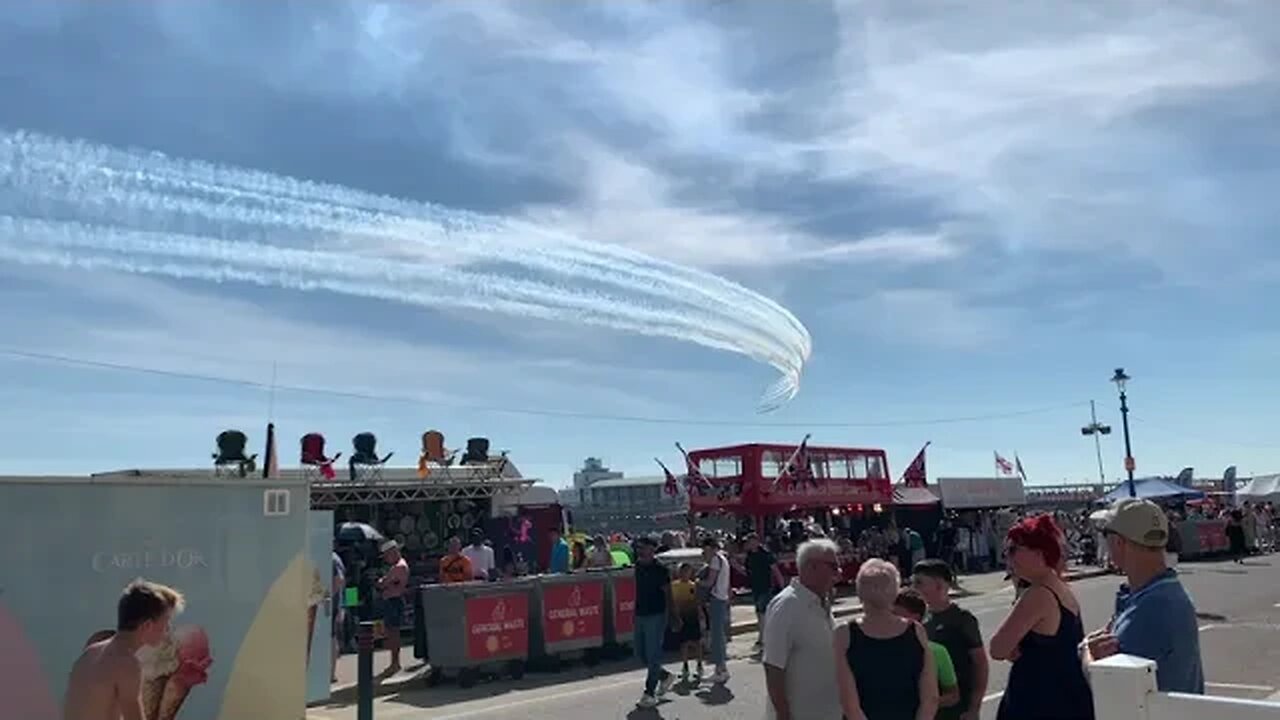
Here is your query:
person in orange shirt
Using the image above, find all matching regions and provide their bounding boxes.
[439,536,473,584]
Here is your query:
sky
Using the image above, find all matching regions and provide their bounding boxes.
[1,1,1278,488]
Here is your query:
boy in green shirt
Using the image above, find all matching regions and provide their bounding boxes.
[895,589,960,711]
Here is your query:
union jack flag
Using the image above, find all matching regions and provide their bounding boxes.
[901,442,930,487]
[675,443,712,492]
[774,434,816,490]
[654,458,681,497]
[995,452,1015,476]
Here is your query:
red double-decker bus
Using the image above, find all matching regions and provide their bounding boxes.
[687,442,893,516]
[684,442,895,583]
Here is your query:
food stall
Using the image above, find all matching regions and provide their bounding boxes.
[310,436,567,644]
[1096,477,1213,558]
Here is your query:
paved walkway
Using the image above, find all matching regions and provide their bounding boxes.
[309,563,1141,719]
[321,565,1108,705]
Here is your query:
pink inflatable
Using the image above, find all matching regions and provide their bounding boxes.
[0,599,59,720]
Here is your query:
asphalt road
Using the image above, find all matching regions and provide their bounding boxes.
[307,555,1280,720]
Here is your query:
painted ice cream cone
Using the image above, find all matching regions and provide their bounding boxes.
[156,676,194,720]
[307,567,325,666]
[306,605,318,665]
[142,675,169,720]
[137,635,179,720]
[154,626,212,720]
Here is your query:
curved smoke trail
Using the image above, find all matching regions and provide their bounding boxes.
[0,130,811,410]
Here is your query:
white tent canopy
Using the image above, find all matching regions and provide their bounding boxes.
[1237,474,1280,502]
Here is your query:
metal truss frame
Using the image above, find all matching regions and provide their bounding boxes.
[309,477,533,508]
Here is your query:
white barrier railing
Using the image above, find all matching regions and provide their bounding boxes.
[1093,654,1280,719]
[979,654,1280,720]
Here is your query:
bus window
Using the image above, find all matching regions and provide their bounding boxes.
[713,456,742,478]
[761,450,786,478]
[849,454,868,480]
[808,453,829,479]
[826,454,852,479]
[866,455,884,480]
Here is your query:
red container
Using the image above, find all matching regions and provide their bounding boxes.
[540,579,605,649]
[612,574,636,637]
[465,592,530,662]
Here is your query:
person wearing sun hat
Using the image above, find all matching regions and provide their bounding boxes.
[1081,498,1204,694]
[377,539,410,674]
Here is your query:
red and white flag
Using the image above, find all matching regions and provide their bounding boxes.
[774,434,815,491]
[901,442,930,487]
[654,458,681,497]
[675,443,712,491]
[994,451,1015,477]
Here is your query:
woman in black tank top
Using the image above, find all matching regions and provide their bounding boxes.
[990,515,1095,720]
[836,559,938,720]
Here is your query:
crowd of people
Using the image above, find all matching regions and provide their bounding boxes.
[621,497,1208,720]
[341,495,1265,716]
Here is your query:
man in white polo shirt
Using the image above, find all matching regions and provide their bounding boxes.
[762,539,841,720]
[700,536,733,684]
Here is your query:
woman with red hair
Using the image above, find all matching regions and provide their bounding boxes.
[989,514,1095,720]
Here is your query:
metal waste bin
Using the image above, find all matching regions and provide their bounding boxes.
[603,567,635,658]
[531,572,608,670]
[420,579,534,688]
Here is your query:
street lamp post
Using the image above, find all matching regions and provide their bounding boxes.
[1111,368,1137,498]
[1080,400,1111,487]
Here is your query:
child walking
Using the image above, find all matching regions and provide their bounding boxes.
[671,563,704,683]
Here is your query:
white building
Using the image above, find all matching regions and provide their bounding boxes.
[572,457,623,490]
[566,459,688,533]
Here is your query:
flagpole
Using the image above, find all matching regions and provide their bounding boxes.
[1090,400,1107,486]
[773,433,812,491]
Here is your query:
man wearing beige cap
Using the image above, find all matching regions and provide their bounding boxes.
[1082,498,1204,694]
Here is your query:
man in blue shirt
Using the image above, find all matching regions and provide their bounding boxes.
[1084,498,1204,694]
[548,527,571,574]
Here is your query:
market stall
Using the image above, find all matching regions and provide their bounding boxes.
[1236,474,1280,504]
[1097,478,1214,559]
[934,477,1027,572]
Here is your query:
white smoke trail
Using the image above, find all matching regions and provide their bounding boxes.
[0,130,812,409]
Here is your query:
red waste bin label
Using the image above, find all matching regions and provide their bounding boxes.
[613,575,636,635]
[542,581,604,643]
[465,593,529,661]
[1196,522,1227,552]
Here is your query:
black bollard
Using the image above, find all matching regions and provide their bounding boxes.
[412,590,427,661]
[357,621,375,720]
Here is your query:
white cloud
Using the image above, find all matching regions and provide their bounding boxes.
[233,2,954,271]
[16,0,1280,356]
[817,1,1275,263]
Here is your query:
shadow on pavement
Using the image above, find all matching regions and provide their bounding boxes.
[695,684,734,705]
[321,656,635,711]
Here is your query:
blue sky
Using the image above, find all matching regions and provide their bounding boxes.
[1,1,1278,488]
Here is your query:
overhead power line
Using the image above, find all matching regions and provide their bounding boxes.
[1,346,1089,428]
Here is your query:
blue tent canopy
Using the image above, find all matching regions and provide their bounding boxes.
[1099,477,1206,504]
